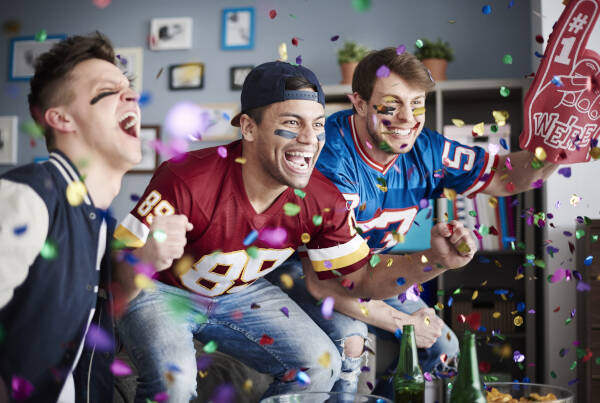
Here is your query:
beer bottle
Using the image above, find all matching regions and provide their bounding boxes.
[449,331,486,403]
[393,324,424,403]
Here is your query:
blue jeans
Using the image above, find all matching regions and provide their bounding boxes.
[267,258,458,398]
[117,279,342,402]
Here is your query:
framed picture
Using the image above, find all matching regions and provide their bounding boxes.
[149,17,193,50]
[0,116,18,165]
[197,103,240,141]
[130,125,160,173]
[114,47,144,93]
[9,35,66,80]
[230,65,253,90]
[169,63,204,90]
[221,8,255,50]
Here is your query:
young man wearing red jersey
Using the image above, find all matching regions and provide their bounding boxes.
[113,61,477,402]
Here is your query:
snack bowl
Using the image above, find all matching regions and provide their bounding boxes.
[485,382,574,403]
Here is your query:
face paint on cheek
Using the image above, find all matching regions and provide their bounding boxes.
[90,91,119,105]
[274,129,298,139]
[373,104,396,115]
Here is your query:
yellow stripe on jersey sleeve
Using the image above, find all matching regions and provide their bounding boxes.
[113,213,150,248]
[307,235,370,273]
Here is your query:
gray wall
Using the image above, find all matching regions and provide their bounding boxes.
[0,0,533,220]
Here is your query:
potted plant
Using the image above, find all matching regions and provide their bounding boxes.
[414,38,453,81]
[337,41,370,85]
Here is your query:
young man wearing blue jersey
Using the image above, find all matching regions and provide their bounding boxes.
[269,47,559,397]
[0,33,142,402]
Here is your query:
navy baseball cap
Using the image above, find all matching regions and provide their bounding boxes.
[231,61,325,127]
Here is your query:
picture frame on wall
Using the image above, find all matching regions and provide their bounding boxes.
[197,103,240,141]
[221,8,255,50]
[230,65,253,90]
[169,63,204,90]
[0,116,18,165]
[149,17,193,50]
[114,47,144,93]
[9,35,66,81]
[130,125,160,173]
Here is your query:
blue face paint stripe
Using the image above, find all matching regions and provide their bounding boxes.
[274,129,298,139]
[274,129,325,142]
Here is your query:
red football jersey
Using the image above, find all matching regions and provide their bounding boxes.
[115,140,371,297]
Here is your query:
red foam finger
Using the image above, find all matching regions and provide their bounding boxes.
[520,0,600,163]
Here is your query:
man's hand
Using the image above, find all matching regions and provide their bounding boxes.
[393,307,443,349]
[134,215,193,271]
[520,0,600,163]
[428,220,477,270]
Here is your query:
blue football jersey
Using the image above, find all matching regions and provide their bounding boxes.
[317,110,498,253]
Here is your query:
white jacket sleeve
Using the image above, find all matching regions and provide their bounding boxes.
[0,179,49,308]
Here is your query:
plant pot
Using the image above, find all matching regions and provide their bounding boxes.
[339,61,358,85]
[421,58,448,81]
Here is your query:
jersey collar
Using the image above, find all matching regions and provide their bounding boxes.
[349,115,398,175]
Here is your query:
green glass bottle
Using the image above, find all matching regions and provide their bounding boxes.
[449,331,486,403]
[393,324,425,403]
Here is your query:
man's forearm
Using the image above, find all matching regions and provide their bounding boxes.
[488,150,558,196]
[112,250,144,302]
[339,249,449,300]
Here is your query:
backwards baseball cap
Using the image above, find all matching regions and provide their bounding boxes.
[230,61,325,127]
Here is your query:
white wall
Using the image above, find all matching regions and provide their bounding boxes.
[539,0,600,392]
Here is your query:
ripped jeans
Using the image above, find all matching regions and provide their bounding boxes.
[266,256,459,397]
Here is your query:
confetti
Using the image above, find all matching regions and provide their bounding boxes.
[376,65,390,78]
[351,0,372,12]
[369,254,381,267]
[500,86,510,97]
[415,39,424,48]
[396,44,406,55]
[319,352,331,368]
[280,307,289,318]
[152,229,167,243]
[557,167,571,178]
[11,376,34,401]
[111,358,132,376]
[35,29,47,42]
[472,290,479,300]
[269,9,277,19]
[330,35,340,42]
[482,5,492,15]
[138,91,152,107]
[242,379,253,393]
[93,0,112,8]
[451,119,465,127]
[301,233,311,243]
[259,227,287,247]
[134,274,155,289]
[443,188,457,200]
[296,370,311,385]
[156,67,164,79]
[283,202,301,216]
[492,110,509,126]
[294,189,306,198]
[21,121,44,138]
[584,256,593,266]
[424,372,433,381]
[472,122,485,136]
[85,324,114,351]
[295,55,302,65]
[465,312,481,330]
[312,215,323,226]
[493,312,501,319]
[241,230,261,247]
[203,340,218,353]
[164,101,212,140]
[396,277,406,286]
[216,146,228,158]
[278,42,288,61]
[40,240,58,260]
[13,224,27,236]
[321,296,334,319]
[246,246,258,259]
[291,37,299,46]
[514,316,524,326]
[502,54,513,64]
[551,76,563,87]
[456,241,471,254]
[210,384,235,403]
[534,147,547,161]
[280,273,294,289]
[513,350,525,363]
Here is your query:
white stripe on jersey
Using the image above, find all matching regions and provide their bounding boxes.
[306,234,367,261]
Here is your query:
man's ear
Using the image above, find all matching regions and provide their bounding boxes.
[239,114,257,142]
[44,107,76,134]
[348,92,368,117]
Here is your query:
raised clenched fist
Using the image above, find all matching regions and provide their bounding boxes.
[137,214,193,271]
[520,0,600,163]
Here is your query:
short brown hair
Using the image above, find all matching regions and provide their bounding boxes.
[352,47,434,103]
[28,32,116,150]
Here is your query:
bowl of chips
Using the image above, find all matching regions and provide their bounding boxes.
[485,382,573,403]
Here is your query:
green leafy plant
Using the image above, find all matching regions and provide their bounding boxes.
[414,38,454,62]
[337,41,370,64]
